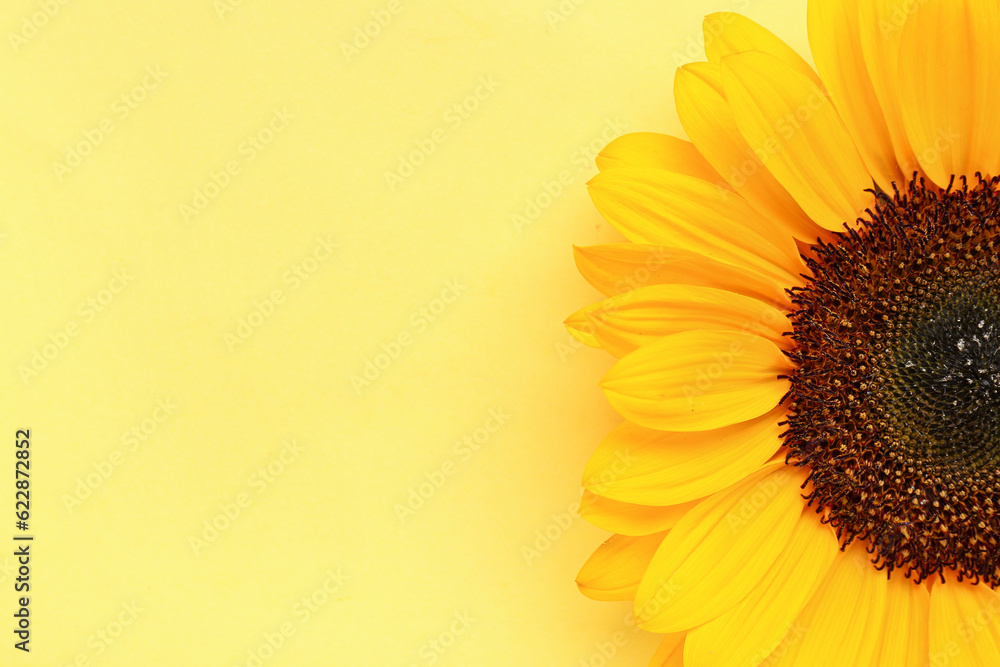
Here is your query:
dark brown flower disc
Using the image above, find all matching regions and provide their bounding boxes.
[784,174,1000,585]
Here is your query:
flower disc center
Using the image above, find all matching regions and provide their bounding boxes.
[785,176,1000,585]
[888,295,1000,468]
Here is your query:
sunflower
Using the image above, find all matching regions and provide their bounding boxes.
[569,3,1000,665]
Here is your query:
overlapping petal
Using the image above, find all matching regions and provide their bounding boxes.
[766,541,888,665]
[578,492,700,536]
[808,0,904,190]
[674,61,822,243]
[896,0,976,186]
[596,133,726,184]
[703,12,822,88]
[601,330,791,432]
[928,579,1000,667]
[876,572,930,667]
[633,463,808,632]
[587,168,803,283]
[857,0,924,180]
[572,244,794,305]
[576,532,668,601]
[967,1,1000,180]
[722,50,875,231]
[683,506,839,666]
[648,633,686,666]
[582,407,784,506]
[570,283,791,358]
[563,300,604,349]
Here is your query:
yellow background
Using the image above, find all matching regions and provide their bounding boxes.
[0,1,809,664]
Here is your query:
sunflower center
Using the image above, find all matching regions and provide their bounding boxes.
[888,295,1000,466]
[785,175,1000,585]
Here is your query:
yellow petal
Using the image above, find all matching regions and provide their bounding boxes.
[587,168,802,284]
[968,1,1000,179]
[674,62,822,243]
[683,506,839,667]
[578,492,700,536]
[808,0,904,189]
[768,541,888,665]
[583,407,784,506]
[572,244,793,306]
[576,532,667,601]
[585,284,792,358]
[634,463,807,632]
[857,0,923,179]
[564,301,604,349]
[722,50,875,231]
[703,12,822,88]
[601,330,791,432]
[896,0,973,186]
[928,580,1000,667]
[876,572,929,667]
[596,133,725,184]
[648,633,686,667]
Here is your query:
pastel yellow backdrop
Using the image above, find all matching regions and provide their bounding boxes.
[0,0,809,664]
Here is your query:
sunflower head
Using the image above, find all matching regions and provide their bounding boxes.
[571,2,1000,664]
